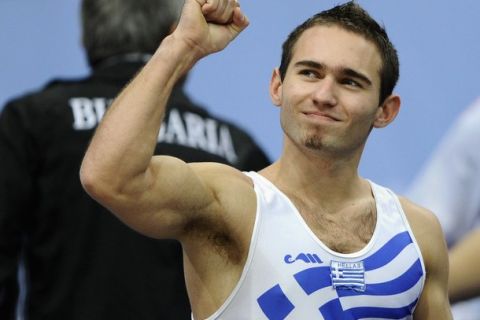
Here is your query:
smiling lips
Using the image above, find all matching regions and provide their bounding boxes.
[302,111,341,122]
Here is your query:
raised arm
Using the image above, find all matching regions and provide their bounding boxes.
[80,0,249,239]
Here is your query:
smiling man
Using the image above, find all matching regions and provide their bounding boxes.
[80,0,452,319]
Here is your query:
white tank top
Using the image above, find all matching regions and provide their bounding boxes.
[201,172,426,320]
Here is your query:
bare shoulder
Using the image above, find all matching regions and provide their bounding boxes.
[188,161,255,210]
[398,196,449,289]
[188,161,256,220]
[397,197,448,271]
[398,196,445,248]
[190,161,254,188]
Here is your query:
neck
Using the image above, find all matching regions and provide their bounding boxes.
[261,138,368,211]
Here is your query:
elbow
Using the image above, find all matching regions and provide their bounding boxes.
[79,165,97,197]
[79,158,140,207]
[79,161,114,203]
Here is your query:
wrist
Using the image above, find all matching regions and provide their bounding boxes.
[152,34,205,77]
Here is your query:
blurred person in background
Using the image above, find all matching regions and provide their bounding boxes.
[409,97,480,319]
[0,0,270,319]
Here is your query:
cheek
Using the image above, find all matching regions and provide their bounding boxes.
[279,102,294,129]
[278,87,299,117]
[282,81,310,102]
[345,93,380,120]
[279,97,303,137]
[350,108,379,133]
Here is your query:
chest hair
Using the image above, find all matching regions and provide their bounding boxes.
[290,195,377,254]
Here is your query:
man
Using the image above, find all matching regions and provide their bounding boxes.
[81,0,452,318]
[0,0,269,319]
[409,97,480,318]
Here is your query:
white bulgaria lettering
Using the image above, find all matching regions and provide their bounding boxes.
[158,110,238,163]
[69,97,109,130]
[69,98,238,163]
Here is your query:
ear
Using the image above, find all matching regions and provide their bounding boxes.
[373,94,401,128]
[269,68,283,107]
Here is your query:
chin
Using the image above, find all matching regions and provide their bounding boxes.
[304,136,327,151]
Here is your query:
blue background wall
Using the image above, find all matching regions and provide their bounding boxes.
[1,0,479,193]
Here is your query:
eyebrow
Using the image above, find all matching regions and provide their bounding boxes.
[342,68,372,86]
[293,60,373,86]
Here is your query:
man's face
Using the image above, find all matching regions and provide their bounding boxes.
[271,25,384,157]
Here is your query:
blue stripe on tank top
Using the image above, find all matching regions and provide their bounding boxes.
[294,266,331,295]
[257,284,295,320]
[320,299,355,320]
[346,298,418,319]
[363,231,413,271]
[319,297,418,319]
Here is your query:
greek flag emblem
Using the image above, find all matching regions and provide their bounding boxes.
[330,260,366,292]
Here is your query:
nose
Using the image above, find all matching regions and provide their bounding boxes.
[312,76,337,107]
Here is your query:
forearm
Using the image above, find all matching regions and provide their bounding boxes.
[80,36,200,195]
[448,229,480,303]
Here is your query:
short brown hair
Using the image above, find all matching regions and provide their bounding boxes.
[279,1,399,104]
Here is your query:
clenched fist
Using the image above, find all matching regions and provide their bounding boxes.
[172,0,249,59]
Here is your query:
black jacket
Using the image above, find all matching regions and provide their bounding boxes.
[0,61,270,320]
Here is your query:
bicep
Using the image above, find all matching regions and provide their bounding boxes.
[103,156,220,239]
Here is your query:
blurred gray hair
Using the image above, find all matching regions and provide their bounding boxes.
[81,0,184,67]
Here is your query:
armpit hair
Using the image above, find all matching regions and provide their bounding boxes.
[183,214,243,265]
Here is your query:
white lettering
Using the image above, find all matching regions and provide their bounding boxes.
[70,98,97,130]
[69,97,110,130]
[218,126,238,163]
[93,98,107,120]
[144,108,239,164]
[205,119,219,154]
[184,112,207,149]
[163,109,187,144]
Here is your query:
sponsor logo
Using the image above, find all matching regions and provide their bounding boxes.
[284,253,323,264]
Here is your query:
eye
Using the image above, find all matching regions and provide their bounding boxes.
[298,69,320,79]
[341,78,362,88]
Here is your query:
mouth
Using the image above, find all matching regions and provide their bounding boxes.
[302,111,341,122]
